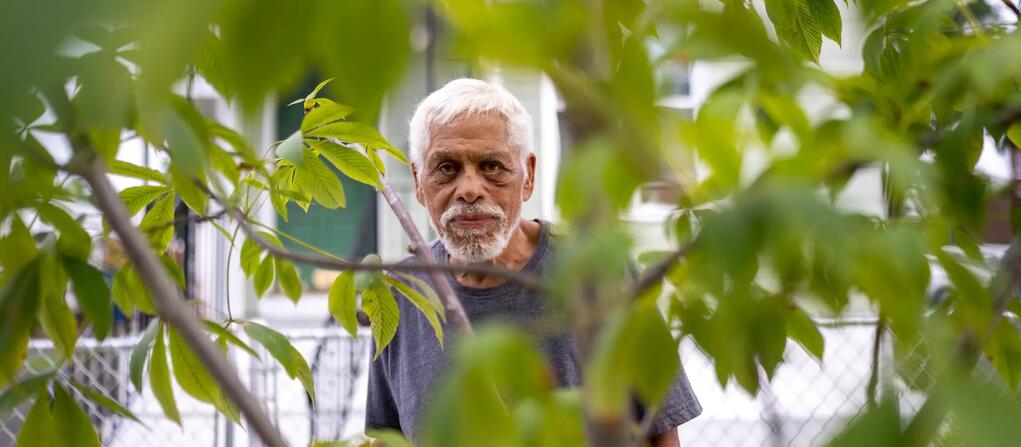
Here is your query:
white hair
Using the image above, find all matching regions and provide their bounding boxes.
[408,78,534,169]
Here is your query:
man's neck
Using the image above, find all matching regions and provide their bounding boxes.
[449,218,541,288]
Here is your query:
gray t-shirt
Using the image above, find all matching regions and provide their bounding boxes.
[365,220,702,440]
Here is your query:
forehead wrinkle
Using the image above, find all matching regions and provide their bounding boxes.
[425,144,516,165]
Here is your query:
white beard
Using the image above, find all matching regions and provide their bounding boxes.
[438,202,519,263]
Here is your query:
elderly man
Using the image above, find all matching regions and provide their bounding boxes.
[365,78,701,445]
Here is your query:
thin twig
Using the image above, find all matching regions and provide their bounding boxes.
[201,185,545,293]
[957,0,987,37]
[224,222,241,325]
[152,209,227,230]
[1002,0,1021,21]
[865,317,885,408]
[376,173,474,333]
[631,242,696,299]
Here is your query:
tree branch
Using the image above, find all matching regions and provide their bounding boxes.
[40,83,291,447]
[376,173,474,333]
[196,180,544,295]
[152,208,227,230]
[80,157,291,447]
[221,197,545,294]
[631,242,696,300]
[865,317,885,408]
[1002,0,1021,21]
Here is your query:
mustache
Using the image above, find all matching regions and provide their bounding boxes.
[440,202,506,228]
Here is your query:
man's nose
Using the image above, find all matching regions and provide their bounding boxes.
[454,167,485,204]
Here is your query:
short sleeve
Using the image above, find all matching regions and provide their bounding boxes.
[365,342,401,432]
[646,363,702,435]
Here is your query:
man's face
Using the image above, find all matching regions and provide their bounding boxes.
[413,111,536,263]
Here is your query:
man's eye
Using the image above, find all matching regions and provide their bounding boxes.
[481,162,503,173]
[437,163,456,174]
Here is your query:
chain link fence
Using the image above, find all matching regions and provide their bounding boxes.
[0,317,972,447]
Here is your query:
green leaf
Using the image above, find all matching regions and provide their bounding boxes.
[168,327,221,405]
[169,167,209,214]
[110,266,134,316]
[276,130,305,165]
[315,0,410,121]
[201,321,260,359]
[51,383,100,447]
[759,92,811,141]
[304,121,395,152]
[946,376,1021,446]
[383,276,443,348]
[257,231,284,248]
[986,321,1021,391]
[109,160,167,184]
[389,270,444,322]
[0,217,38,273]
[150,322,180,424]
[70,380,142,424]
[112,265,156,315]
[590,303,679,415]
[160,255,186,288]
[119,185,170,217]
[314,141,381,187]
[217,1,310,112]
[827,396,902,447]
[301,98,354,133]
[862,25,906,79]
[162,98,210,177]
[62,256,113,340]
[305,78,334,103]
[362,284,399,360]
[629,305,680,405]
[16,392,55,447]
[270,187,289,222]
[366,148,387,175]
[74,24,137,50]
[139,193,176,252]
[240,237,262,277]
[208,121,255,162]
[275,258,303,302]
[0,372,53,417]
[129,320,159,392]
[366,430,413,447]
[1008,122,1021,148]
[37,255,77,360]
[328,270,359,338]
[0,261,43,386]
[243,322,316,406]
[194,31,232,99]
[807,0,841,45]
[34,203,91,260]
[300,151,346,209]
[253,254,275,297]
[75,52,134,139]
[787,306,824,360]
[764,0,823,62]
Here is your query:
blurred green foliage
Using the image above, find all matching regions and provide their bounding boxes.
[2,0,1021,446]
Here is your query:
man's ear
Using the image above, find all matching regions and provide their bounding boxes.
[522,152,537,201]
[412,164,426,206]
